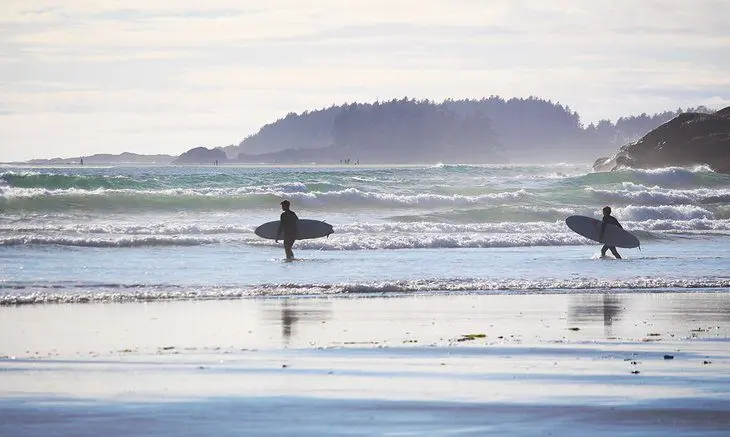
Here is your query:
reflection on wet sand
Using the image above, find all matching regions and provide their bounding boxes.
[569,294,624,338]
[569,292,730,338]
[264,299,332,344]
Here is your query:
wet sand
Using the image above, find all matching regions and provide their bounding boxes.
[1,292,729,436]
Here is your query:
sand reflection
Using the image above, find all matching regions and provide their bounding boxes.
[264,299,332,345]
[568,294,624,338]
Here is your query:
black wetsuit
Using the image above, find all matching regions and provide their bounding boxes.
[600,215,622,259]
[277,210,298,259]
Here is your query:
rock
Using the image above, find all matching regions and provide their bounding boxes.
[173,146,228,165]
[663,354,674,360]
[593,106,730,173]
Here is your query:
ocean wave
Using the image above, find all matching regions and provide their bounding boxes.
[389,206,578,224]
[0,171,143,190]
[627,218,730,232]
[0,223,257,236]
[336,221,567,234]
[0,171,336,195]
[570,165,727,188]
[0,235,217,248]
[3,277,729,305]
[0,186,531,211]
[587,183,730,205]
[4,217,729,248]
[0,221,565,236]
[0,231,591,249]
[256,233,593,250]
[613,205,715,221]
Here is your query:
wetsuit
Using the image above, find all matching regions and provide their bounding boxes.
[600,215,622,259]
[277,210,299,259]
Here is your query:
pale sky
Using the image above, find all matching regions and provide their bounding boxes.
[1,0,729,161]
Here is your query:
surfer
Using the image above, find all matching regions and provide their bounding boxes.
[276,200,299,259]
[600,206,622,259]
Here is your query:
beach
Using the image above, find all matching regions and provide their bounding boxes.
[2,292,729,436]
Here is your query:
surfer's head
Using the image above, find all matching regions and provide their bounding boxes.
[602,206,611,216]
[281,199,291,211]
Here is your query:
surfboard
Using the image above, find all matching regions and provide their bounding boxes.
[254,219,334,240]
[565,215,640,248]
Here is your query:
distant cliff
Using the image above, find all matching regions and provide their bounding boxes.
[593,106,730,173]
[172,147,227,165]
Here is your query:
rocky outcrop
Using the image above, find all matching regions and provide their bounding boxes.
[593,106,730,173]
[173,147,227,165]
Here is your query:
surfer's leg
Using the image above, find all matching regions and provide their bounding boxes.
[601,244,609,257]
[609,246,621,259]
[284,238,295,259]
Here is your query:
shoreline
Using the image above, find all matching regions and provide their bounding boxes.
[3,285,730,307]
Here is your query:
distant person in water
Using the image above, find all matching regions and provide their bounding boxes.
[600,206,622,259]
[276,200,299,259]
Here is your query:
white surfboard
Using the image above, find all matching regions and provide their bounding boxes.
[254,219,334,240]
[565,215,640,249]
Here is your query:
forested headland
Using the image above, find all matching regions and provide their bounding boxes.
[216,96,713,164]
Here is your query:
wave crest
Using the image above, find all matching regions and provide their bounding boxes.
[0,186,531,211]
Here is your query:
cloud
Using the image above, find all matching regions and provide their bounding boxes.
[1,0,729,161]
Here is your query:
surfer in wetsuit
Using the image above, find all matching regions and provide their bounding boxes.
[600,206,622,259]
[276,200,299,259]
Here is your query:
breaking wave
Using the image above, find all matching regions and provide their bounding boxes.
[0,186,531,212]
[0,235,217,248]
[587,183,730,205]
[568,165,727,188]
[613,205,715,221]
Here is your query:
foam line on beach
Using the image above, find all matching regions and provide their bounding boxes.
[3,278,729,305]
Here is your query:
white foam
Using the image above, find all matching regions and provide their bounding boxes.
[0,235,217,248]
[587,184,730,205]
[0,223,255,235]
[282,188,532,208]
[3,277,729,305]
[614,205,714,221]
[627,218,730,232]
[0,186,531,209]
[262,233,590,250]
[334,221,566,234]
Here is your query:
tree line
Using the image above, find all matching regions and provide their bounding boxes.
[225,96,713,163]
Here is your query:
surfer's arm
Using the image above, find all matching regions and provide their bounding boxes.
[610,216,623,229]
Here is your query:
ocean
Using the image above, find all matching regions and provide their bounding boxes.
[1,163,729,305]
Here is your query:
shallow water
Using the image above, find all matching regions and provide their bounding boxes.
[1,164,729,304]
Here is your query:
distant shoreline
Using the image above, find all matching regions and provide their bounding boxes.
[2,161,595,168]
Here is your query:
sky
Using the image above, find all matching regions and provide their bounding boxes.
[1,0,729,162]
